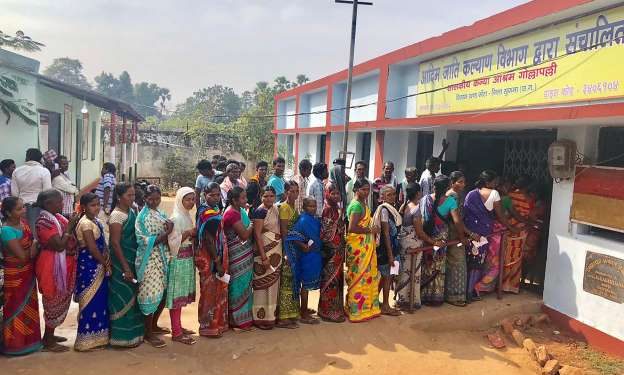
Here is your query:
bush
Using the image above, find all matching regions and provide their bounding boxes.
[161,150,196,192]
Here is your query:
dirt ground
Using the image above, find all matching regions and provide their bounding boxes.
[0,198,577,375]
[3,293,544,375]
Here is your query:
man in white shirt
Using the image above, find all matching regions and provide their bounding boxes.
[52,155,78,217]
[12,148,52,233]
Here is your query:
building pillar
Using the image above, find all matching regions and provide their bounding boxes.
[325,85,333,128]
[110,112,117,164]
[273,134,278,158]
[294,133,300,171]
[121,117,127,182]
[373,130,385,178]
[325,132,332,165]
[376,64,389,122]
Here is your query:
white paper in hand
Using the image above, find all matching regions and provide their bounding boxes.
[307,239,314,247]
[216,273,231,284]
[390,260,400,275]
[471,236,489,249]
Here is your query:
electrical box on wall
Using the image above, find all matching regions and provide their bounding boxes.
[548,139,577,180]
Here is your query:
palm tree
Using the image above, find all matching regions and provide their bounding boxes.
[158,88,171,117]
[296,74,310,86]
[0,30,40,125]
[0,30,44,52]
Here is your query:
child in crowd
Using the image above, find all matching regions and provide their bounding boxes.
[284,197,322,324]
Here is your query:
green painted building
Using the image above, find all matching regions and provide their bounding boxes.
[0,49,143,190]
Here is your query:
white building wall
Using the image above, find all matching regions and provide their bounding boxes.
[297,134,319,163]
[543,124,624,341]
[387,62,419,119]
[383,130,411,182]
[350,75,379,122]
[277,98,296,130]
[308,91,327,127]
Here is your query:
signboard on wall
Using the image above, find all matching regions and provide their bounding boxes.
[417,6,624,115]
[583,251,624,303]
[571,166,624,233]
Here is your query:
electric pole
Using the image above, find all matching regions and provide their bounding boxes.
[335,0,373,161]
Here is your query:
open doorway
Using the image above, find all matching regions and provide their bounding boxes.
[457,129,557,294]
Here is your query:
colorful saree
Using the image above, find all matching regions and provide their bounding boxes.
[1,221,42,355]
[397,218,423,309]
[444,192,467,304]
[196,205,229,337]
[74,217,110,351]
[463,189,499,296]
[319,197,345,322]
[35,211,77,329]
[420,195,450,305]
[108,208,144,347]
[223,207,254,329]
[277,202,300,321]
[502,190,533,293]
[345,200,380,322]
[135,206,170,315]
[251,205,282,328]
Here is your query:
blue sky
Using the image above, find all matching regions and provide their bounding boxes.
[5,0,527,106]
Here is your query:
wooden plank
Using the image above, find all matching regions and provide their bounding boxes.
[571,193,624,232]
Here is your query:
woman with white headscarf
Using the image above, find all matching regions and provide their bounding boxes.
[167,187,197,345]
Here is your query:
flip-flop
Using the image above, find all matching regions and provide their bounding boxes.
[300,317,321,325]
[182,328,196,335]
[172,335,197,345]
[487,333,506,349]
[152,327,172,335]
[42,343,70,353]
[145,336,167,348]
[381,308,401,316]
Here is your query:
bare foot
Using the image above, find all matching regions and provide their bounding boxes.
[144,335,166,348]
[182,328,196,335]
[151,326,171,335]
[172,334,197,345]
[42,341,70,353]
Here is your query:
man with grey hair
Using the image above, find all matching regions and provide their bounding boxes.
[220,162,242,207]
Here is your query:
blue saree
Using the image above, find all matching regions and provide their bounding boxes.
[284,212,322,300]
[74,218,110,351]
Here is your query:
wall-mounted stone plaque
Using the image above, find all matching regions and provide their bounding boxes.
[583,251,624,304]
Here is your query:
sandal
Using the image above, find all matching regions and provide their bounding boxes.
[182,328,196,335]
[152,326,171,335]
[172,334,197,345]
[381,308,401,316]
[300,316,320,325]
[145,335,167,348]
[42,342,70,353]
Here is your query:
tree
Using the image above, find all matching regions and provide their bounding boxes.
[117,71,134,104]
[94,72,120,98]
[43,57,92,90]
[0,30,44,52]
[0,30,39,126]
[134,82,162,118]
[176,85,241,123]
[295,74,310,86]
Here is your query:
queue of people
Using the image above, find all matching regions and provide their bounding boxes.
[0,148,545,356]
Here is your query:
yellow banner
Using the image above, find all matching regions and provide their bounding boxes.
[417,6,624,115]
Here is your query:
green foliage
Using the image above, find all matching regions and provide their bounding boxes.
[160,150,196,191]
[0,30,44,52]
[581,348,624,375]
[43,57,92,90]
[176,85,241,124]
[94,70,170,118]
[0,73,36,126]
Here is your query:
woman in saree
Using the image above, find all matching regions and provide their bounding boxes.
[345,179,381,322]
[135,185,172,348]
[277,180,300,328]
[318,183,346,323]
[444,171,475,307]
[35,189,79,352]
[167,187,197,345]
[372,185,402,316]
[196,182,228,338]
[396,183,423,310]
[464,170,517,300]
[503,175,533,293]
[223,186,254,331]
[251,186,283,329]
[418,175,463,306]
[284,198,322,325]
[108,183,144,348]
[1,197,42,355]
[74,193,110,351]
